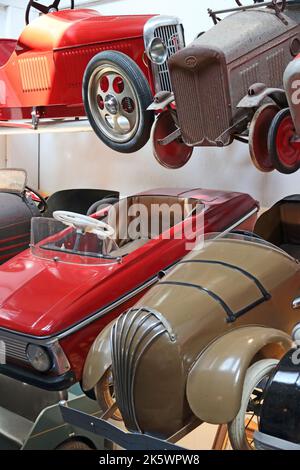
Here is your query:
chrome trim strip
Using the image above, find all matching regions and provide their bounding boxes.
[216,207,258,238]
[58,276,158,339]
[0,276,159,342]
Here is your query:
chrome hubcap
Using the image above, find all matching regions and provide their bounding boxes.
[105,94,119,115]
[88,65,140,144]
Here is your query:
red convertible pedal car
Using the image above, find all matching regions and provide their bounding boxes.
[0,1,184,153]
[0,188,258,396]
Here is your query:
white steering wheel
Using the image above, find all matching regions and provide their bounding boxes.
[53,211,115,240]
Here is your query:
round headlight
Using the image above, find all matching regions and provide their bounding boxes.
[148,37,168,65]
[26,344,52,372]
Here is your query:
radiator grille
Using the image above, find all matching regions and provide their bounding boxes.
[19,56,51,93]
[172,61,230,145]
[111,308,168,432]
[153,24,183,92]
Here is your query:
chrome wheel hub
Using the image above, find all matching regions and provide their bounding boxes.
[105,94,119,115]
[88,65,140,144]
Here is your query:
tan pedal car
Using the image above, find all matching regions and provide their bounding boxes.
[82,197,300,450]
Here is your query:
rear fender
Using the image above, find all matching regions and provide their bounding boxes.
[82,320,115,392]
[186,326,292,425]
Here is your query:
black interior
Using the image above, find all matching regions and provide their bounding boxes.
[255,196,300,259]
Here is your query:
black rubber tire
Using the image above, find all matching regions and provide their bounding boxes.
[268,108,300,174]
[83,51,154,154]
[56,439,94,450]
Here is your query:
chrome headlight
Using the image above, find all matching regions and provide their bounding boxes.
[148,37,168,65]
[26,344,52,372]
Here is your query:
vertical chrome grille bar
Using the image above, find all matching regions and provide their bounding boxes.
[152,23,184,92]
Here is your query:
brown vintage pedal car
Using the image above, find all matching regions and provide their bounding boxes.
[150,0,300,172]
[80,196,300,450]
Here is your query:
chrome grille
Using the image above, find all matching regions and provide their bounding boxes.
[0,332,28,363]
[153,24,184,92]
[111,308,168,432]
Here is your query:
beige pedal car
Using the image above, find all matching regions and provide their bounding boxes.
[81,196,300,450]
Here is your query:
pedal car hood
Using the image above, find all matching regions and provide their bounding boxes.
[18,9,155,52]
[0,249,119,336]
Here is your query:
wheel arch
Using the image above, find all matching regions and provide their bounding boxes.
[186,326,292,425]
[82,320,115,392]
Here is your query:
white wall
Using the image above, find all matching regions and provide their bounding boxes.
[2,1,300,206]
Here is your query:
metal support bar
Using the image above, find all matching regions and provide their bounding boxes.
[59,403,185,450]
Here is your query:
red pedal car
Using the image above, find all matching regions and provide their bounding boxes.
[0,1,184,153]
[0,188,257,395]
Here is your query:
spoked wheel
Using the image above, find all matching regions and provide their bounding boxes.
[249,104,279,172]
[268,108,300,174]
[83,51,154,153]
[152,110,193,169]
[95,368,122,421]
[228,359,278,450]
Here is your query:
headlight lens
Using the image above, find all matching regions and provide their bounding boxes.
[26,344,52,372]
[148,37,167,65]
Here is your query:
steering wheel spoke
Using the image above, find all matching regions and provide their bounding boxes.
[31,1,49,14]
[26,0,74,25]
[53,211,115,241]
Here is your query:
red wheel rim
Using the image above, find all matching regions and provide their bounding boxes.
[249,104,278,172]
[152,111,192,169]
[276,115,300,170]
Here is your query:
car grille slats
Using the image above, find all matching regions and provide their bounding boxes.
[111,308,168,432]
[153,24,183,92]
[0,333,28,363]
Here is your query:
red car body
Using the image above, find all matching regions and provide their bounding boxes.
[0,188,258,391]
[0,6,185,155]
[0,9,152,120]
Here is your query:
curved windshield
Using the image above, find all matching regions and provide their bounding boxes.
[31,217,119,266]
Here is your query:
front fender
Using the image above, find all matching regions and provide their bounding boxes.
[186,327,292,425]
[82,320,115,392]
[237,84,287,109]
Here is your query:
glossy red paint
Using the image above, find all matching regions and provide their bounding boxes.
[0,189,258,381]
[0,9,155,121]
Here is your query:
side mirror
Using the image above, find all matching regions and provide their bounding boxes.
[293,297,300,309]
